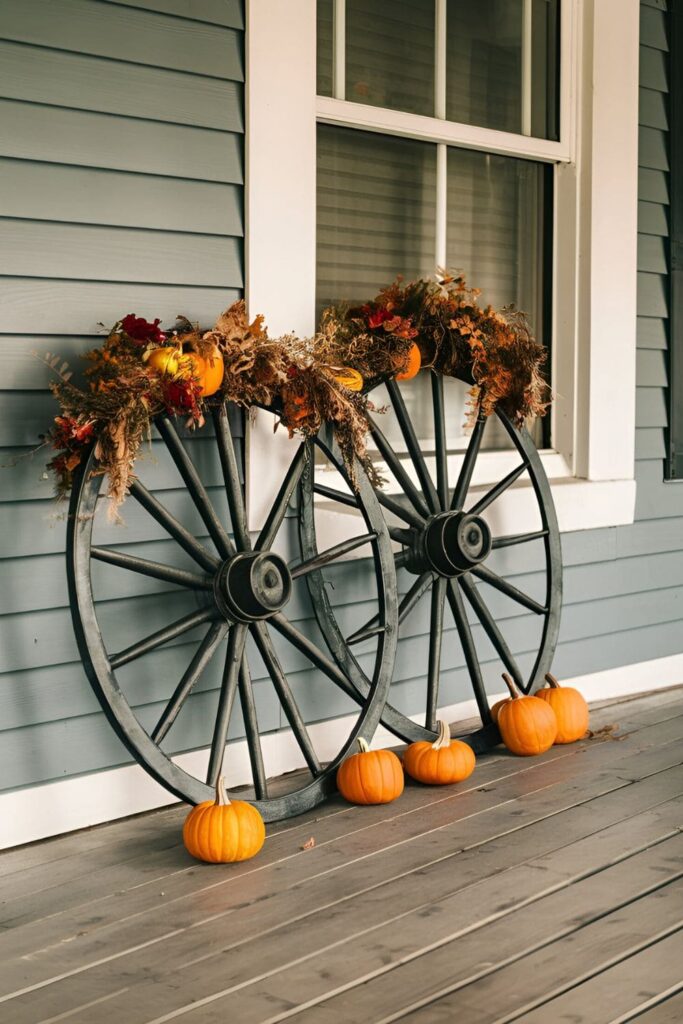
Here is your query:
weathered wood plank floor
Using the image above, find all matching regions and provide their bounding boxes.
[1,687,682,1024]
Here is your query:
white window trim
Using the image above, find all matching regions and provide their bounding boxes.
[245,0,639,536]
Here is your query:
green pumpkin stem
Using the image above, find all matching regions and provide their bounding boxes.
[357,737,370,754]
[502,672,523,700]
[215,776,231,807]
[432,719,451,749]
[544,672,560,689]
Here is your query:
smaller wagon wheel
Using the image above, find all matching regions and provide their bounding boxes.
[66,405,397,820]
[303,372,562,751]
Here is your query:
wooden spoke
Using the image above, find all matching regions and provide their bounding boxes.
[151,621,229,743]
[314,449,424,529]
[109,607,215,670]
[313,482,358,509]
[385,378,441,514]
[446,580,492,724]
[129,480,219,574]
[156,415,234,560]
[459,573,526,690]
[347,570,433,646]
[432,373,449,510]
[472,563,548,615]
[269,612,364,706]
[251,621,322,775]
[492,529,549,550]
[255,443,307,552]
[290,532,376,579]
[91,546,212,591]
[389,526,414,546]
[450,415,486,511]
[206,624,247,787]
[375,490,426,529]
[211,405,250,551]
[468,461,528,517]
[238,652,268,799]
[426,577,446,731]
[368,417,431,519]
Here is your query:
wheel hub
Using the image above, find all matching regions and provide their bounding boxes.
[214,551,292,622]
[405,511,492,577]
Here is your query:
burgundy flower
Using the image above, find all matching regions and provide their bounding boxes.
[365,306,394,329]
[120,314,166,345]
[162,378,200,413]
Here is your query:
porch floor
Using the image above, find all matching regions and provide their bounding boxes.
[1,688,682,1024]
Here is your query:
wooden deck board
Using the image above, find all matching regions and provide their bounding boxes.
[0,687,681,1024]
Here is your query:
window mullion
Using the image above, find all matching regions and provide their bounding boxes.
[333,0,345,100]
[435,0,448,269]
[521,0,533,137]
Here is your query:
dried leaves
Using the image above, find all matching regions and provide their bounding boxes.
[42,273,552,513]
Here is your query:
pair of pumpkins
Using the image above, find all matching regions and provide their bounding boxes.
[492,673,589,756]
[183,777,265,864]
[146,343,225,397]
[336,723,476,805]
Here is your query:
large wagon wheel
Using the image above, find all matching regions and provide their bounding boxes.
[66,404,397,820]
[302,372,562,750]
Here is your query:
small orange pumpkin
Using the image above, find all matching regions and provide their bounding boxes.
[395,343,421,381]
[183,777,265,863]
[497,673,558,756]
[535,673,589,744]
[490,698,509,724]
[403,720,476,786]
[182,345,224,397]
[337,737,404,805]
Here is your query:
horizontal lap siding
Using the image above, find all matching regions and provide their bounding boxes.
[0,1,245,791]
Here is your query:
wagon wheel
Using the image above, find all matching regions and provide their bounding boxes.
[66,405,397,821]
[302,372,562,749]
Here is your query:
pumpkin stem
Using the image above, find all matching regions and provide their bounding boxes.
[432,719,451,749]
[215,776,231,807]
[544,672,560,689]
[357,737,370,754]
[502,672,523,700]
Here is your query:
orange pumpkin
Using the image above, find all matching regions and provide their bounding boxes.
[497,673,558,756]
[337,737,404,805]
[403,720,476,786]
[490,698,509,725]
[182,345,224,397]
[395,343,421,381]
[535,673,589,744]
[183,777,265,863]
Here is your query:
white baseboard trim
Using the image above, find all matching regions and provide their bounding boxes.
[2,652,683,850]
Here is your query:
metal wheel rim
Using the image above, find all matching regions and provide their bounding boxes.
[302,373,562,747]
[66,404,397,820]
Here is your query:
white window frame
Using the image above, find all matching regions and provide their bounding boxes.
[245,0,639,537]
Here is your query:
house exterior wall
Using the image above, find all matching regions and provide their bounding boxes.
[0,0,246,799]
[0,0,681,844]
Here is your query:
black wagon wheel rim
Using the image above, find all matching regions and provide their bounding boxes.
[302,373,562,749]
[66,403,397,821]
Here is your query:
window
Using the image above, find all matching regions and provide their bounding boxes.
[246,0,641,535]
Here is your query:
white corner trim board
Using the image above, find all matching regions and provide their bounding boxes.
[2,651,682,851]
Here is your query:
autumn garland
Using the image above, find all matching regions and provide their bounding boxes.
[43,273,550,516]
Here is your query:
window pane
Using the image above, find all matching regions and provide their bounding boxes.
[317,0,333,97]
[447,147,549,448]
[316,125,436,313]
[346,0,435,115]
[446,0,560,140]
